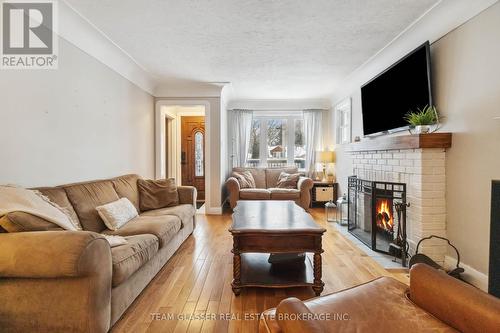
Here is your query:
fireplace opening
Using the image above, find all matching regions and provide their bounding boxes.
[376,198,394,235]
[347,176,408,264]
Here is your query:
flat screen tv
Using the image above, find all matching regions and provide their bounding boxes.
[361,41,432,136]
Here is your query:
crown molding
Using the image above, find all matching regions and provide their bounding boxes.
[59,1,156,95]
[228,99,331,111]
[154,82,225,98]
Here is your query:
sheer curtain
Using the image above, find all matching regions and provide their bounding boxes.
[303,109,323,176]
[231,109,253,167]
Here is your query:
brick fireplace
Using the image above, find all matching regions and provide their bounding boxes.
[346,133,452,265]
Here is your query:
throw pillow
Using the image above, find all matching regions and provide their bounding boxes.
[232,171,256,188]
[137,178,179,211]
[96,198,138,231]
[0,212,64,232]
[276,172,301,189]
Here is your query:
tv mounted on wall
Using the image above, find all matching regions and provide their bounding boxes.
[361,41,432,136]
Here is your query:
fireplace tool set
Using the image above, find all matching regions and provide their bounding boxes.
[389,202,410,266]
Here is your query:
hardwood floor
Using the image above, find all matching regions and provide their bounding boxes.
[112,208,408,333]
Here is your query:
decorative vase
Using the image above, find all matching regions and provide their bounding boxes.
[414,125,431,134]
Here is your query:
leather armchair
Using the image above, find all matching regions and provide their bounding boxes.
[260,264,500,333]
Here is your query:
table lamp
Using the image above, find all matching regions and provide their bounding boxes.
[316,150,335,181]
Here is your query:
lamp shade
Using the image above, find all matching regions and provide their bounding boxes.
[316,150,335,163]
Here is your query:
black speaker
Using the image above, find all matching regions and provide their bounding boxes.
[489,180,500,297]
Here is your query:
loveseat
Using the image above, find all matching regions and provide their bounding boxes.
[259,264,500,333]
[226,167,313,210]
[0,174,196,333]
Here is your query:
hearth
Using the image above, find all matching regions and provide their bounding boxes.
[348,176,408,265]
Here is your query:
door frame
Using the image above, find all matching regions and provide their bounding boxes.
[155,100,211,212]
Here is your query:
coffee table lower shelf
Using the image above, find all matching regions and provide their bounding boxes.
[232,253,317,294]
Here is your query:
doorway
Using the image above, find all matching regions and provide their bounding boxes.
[181,116,205,205]
[158,104,207,212]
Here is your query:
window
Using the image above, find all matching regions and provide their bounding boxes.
[194,131,204,176]
[246,115,305,170]
[335,98,351,144]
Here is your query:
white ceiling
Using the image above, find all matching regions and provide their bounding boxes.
[66,0,438,99]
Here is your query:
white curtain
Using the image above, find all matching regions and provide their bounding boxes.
[303,109,323,176]
[231,109,253,167]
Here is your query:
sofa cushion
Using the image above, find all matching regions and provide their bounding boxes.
[269,188,301,200]
[112,174,141,212]
[137,178,179,211]
[102,215,181,248]
[265,167,298,188]
[64,180,120,232]
[233,167,266,189]
[111,234,159,287]
[36,187,81,228]
[239,188,271,200]
[0,212,64,232]
[141,204,195,226]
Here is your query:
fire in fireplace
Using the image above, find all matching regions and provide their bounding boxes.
[376,198,394,233]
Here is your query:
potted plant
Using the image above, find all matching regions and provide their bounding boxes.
[404,105,440,134]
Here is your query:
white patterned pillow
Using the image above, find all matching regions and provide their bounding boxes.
[96,198,138,231]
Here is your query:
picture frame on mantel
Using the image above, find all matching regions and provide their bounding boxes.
[335,97,352,144]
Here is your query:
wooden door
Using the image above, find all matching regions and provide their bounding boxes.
[181,116,205,201]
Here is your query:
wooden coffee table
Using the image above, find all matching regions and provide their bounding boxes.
[229,200,326,296]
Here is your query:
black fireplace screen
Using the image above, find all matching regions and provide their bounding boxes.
[348,176,407,257]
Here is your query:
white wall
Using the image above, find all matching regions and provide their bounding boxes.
[332,2,500,278]
[0,38,155,187]
[432,3,500,275]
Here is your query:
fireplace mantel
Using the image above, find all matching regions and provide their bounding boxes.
[345,133,452,152]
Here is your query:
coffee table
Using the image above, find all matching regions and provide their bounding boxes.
[229,200,326,296]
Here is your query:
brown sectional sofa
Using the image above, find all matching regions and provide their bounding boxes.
[226,167,314,210]
[0,174,197,333]
[259,264,500,333]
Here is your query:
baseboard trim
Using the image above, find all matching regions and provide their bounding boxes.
[444,255,488,291]
[205,206,223,215]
